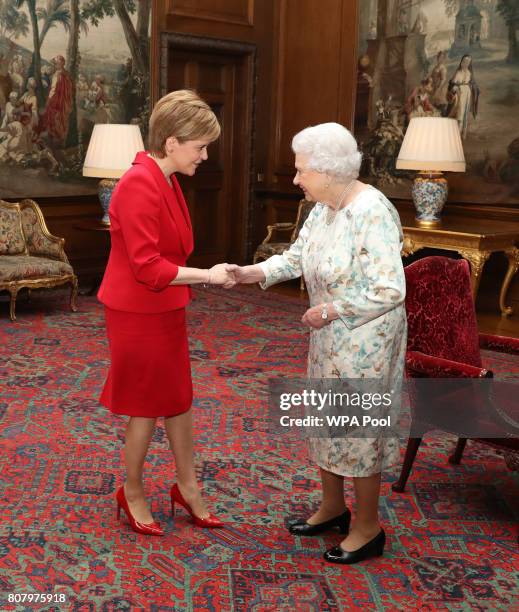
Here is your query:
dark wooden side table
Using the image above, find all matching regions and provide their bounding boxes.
[399,211,519,316]
[74,220,111,295]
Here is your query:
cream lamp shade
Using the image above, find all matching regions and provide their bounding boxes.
[396,117,465,173]
[83,123,144,179]
[396,117,466,226]
[83,124,144,224]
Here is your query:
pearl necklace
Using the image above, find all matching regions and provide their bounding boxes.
[325,181,356,225]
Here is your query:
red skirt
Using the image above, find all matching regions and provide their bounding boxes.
[100,307,193,417]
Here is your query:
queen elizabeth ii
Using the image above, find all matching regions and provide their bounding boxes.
[230,122,407,564]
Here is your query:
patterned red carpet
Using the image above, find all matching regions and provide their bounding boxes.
[1,286,518,611]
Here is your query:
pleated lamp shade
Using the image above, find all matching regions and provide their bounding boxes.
[83,124,144,179]
[396,117,466,173]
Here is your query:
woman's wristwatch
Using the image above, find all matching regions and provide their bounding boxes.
[202,269,212,288]
[321,303,329,321]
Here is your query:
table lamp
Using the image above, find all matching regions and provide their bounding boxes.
[396,117,465,227]
[83,124,144,225]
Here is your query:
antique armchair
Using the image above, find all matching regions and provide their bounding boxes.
[393,256,519,493]
[253,199,315,291]
[0,199,78,321]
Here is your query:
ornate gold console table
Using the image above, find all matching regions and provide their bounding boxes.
[399,211,519,316]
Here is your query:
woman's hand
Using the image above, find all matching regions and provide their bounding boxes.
[226,264,266,284]
[302,303,338,329]
[208,263,236,289]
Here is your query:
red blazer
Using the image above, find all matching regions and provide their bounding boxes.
[98,152,194,313]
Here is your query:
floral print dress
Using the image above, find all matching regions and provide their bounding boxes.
[259,187,407,477]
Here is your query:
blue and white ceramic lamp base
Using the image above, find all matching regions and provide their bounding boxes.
[98,178,118,225]
[411,173,449,227]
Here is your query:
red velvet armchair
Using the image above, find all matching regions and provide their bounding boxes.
[392,256,519,493]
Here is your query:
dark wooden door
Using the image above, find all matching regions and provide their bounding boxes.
[163,35,255,267]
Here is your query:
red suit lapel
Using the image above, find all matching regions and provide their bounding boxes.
[133,152,194,256]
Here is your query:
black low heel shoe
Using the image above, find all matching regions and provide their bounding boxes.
[323,529,385,565]
[288,509,351,536]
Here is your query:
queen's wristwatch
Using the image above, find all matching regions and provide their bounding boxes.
[321,304,328,320]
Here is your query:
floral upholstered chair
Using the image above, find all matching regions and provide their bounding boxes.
[0,199,78,321]
[253,199,315,291]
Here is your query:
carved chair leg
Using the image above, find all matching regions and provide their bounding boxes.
[448,438,467,464]
[392,437,423,493]
[8,287,19,321]
[70,277,78,312]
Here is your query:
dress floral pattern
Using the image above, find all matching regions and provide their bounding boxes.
[259,187,407,477]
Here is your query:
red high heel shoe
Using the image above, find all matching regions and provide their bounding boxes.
[170,483,224,528]
[116,486,164,536]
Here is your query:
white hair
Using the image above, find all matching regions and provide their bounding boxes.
[291,122,362,181]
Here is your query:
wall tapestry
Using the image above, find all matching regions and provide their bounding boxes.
[0,0,151,198]
[355,0,519,204]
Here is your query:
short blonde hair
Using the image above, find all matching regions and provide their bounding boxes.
[148,89,221,157]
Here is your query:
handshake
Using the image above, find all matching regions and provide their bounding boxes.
[204,263,333,330]
[206,263,265,289]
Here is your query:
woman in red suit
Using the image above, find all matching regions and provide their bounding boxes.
[98,90,234,535]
